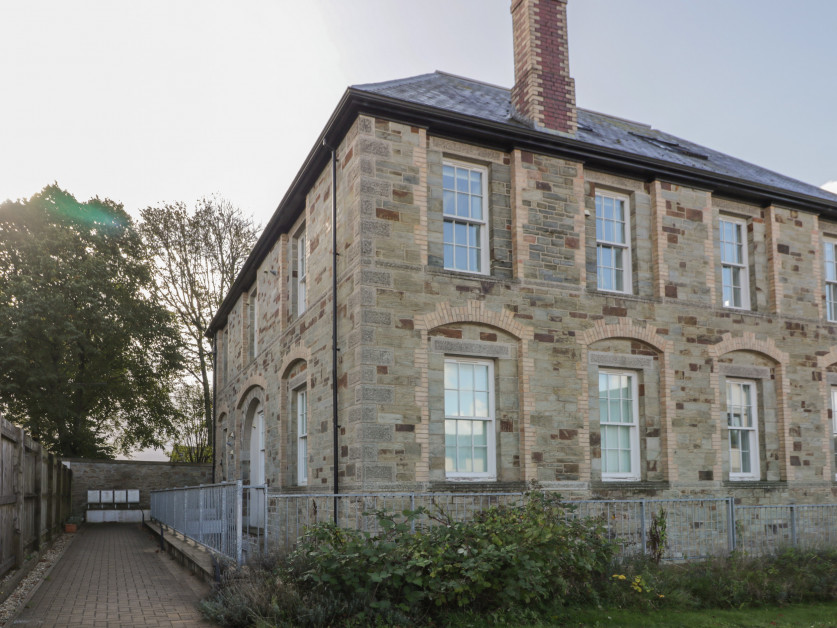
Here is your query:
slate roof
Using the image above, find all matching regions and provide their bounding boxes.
[354,71,837,205]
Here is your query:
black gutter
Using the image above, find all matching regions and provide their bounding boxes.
[211,338,217,483]
[206,88,837,336]
[326,141,340,523]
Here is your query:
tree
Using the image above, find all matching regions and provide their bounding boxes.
[0,185,184,457]
[139,197,258,452]
[166,382,213,463]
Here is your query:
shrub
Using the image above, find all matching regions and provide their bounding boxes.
[203,490,616,626]
[290,490,615,618]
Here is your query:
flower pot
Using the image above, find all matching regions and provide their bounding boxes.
[64,523,77,533]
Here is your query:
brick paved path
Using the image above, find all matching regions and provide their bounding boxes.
[12,523,213,627]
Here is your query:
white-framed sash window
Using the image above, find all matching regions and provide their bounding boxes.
[595,192,632,293]
[598,370,640,481]
[726,379,760,480]
[720,218,750,310]
[442,161,489,275]
[444,358,495,479]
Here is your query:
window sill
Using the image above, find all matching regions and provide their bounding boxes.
[591,481,670,491]
[429,480,525,493]
[722,480,786,489]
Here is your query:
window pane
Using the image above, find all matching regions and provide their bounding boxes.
[596,217,604,240]
[443,165,455,190]
[474,392,489,417]
[603,196,614,220]
[455,246,467,270]
[469,248,479,272]
[470,170,482,195]
[619,448,631,472]
[614,265,623,292]
[456,167,468,192]
[444,361,457,389]
[473,421,487,445]
[444,244,454,268]
[468,224,480,247]
[460,364,474,390]
[609,399,621,422]
[455,222,468,246]
[604,219,614,243]
[443,190,455,215]
[460,391,474,417]
[471,196,483,220]
[445,391,458,415]
[472,446,487,472]
[606,449,619,473]
[457,194,469,217]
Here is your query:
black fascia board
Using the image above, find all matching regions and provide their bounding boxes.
[207,88,837,336]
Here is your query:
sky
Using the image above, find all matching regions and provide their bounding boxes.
[3,1,837,460]
[3,0,837,230]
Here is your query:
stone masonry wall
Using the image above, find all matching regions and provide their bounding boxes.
[214,112,837,506]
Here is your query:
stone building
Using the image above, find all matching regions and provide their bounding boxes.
[208,0,837,505]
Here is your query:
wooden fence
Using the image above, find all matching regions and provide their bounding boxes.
[1,415,72,579]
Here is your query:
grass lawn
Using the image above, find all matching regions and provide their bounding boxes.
[546,601,837,627]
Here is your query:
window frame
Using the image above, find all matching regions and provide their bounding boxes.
[295,229,307,316]
[831,386,837,482]
[598,369,641,482]
[443,357,496,480]
[719,217,751,310]
[595,191,632,294]
[726,378,760,481]
[442,159,490,276]
[824,239,837,322]
[295,386,308,486]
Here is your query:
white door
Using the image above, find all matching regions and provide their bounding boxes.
[248,410,265,527]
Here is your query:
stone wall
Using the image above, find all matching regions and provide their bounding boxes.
[213,113,837,505]
[64,459,212,517]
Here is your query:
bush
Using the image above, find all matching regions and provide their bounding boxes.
[203,490,615,626]
[291,490,614,617]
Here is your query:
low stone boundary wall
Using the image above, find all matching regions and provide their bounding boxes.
[64,459,211,518]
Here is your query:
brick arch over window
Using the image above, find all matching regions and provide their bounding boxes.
[815,348,837,481]
[413,300,535,483]
[708,333,791,481]
[415,301,531,341]
[232,383,265,483]
[708,331,788,363]
[576,319,675,482]
[280,346,312,380]
[279,352,310,488]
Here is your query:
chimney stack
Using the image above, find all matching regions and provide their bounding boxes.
[511,0,577,134]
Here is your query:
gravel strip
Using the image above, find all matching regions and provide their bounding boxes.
[0,532,74,626]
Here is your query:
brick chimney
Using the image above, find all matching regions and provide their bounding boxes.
[511,0,577,134]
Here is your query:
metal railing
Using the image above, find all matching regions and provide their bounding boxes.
[150,481,246,565]
[150,485,837,566]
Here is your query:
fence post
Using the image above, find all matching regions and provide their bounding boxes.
[235,480,243,566]
[221,484,228,558]
[13,426,25,569]
[198,485,204,546]
[263,487,269,556]
[33,443,43,551]
[790,505,797,547]
[410,494,416,534]
[728,497,736,553]
[46,453,55,543]
[640,499,647,556]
